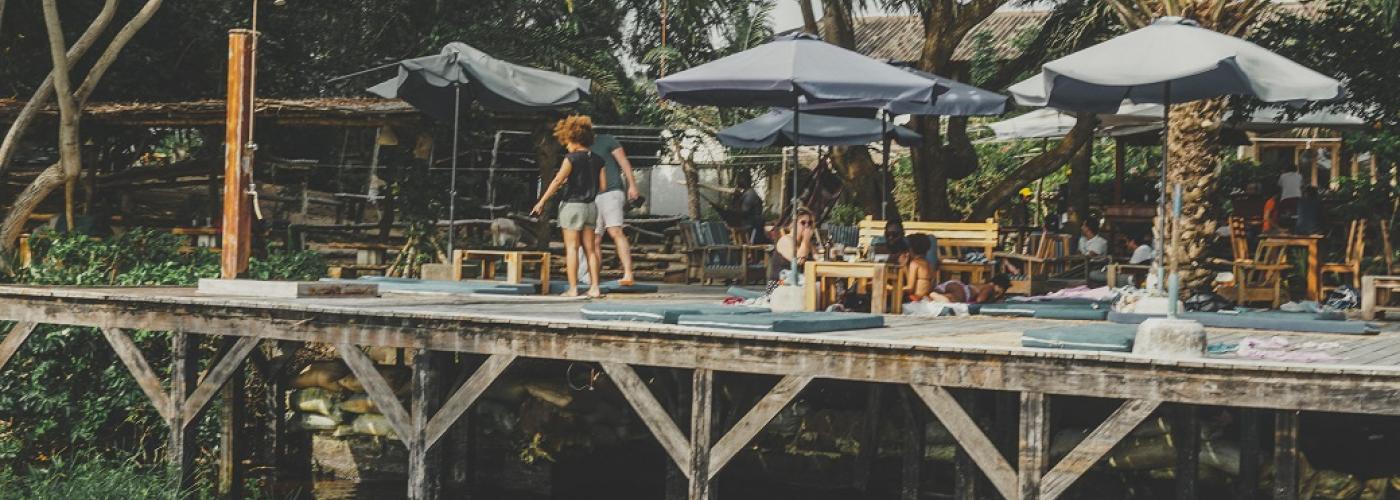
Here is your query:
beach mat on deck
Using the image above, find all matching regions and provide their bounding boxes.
[546,280,661,295]
[677,312,884,333]
[1107,311,1378,335]
[1022,324,1137,351]
[974,302,1110,321]
[580,302,768,324]
[725,286,766,300]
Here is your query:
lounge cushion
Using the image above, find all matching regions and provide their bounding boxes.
[325,278,533,295]
[580,302,768,324]
[676,312,884,333]
[546,280,661,295]
[975,302,1110,321]
[1022,324,1137,352]
[725,286,766,300]
[1107,311,1378,335]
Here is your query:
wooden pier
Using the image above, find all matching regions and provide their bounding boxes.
[1,283,1398,499]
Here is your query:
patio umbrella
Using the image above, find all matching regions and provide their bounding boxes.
[367,42,591,257]
[1008,16,1343,309]
[982,105,1365,141]
[716,109,922,149]
[657,33,946,277]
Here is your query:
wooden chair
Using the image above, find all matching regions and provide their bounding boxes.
[1229,241,1291,308]
[1228,216,1252,262]
[679,221,769,285]
[857,216,999,283]
[995,233,1085,296]
[1321,219,1367,294]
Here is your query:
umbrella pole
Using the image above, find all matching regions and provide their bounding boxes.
[1153,83,1170,296]
[880,111,890,220]
[790,97,801,280]
[447,84,462,261]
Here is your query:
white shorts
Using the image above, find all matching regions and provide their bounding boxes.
[594,190,626,233]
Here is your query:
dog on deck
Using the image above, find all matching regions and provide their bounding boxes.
[490,218,521,248]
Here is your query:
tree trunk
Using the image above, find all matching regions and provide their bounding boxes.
[0,163,65,251]
[828,145,882,216]
[0,0,118,180]
[966,114,1099,220]
[910,115,953,220]
[1069,139,1092,222]
[798,0,819,35]
[40,0,82,230]
[681,157,702,219]
[820,0,856,48]
[1164,98,1227,289]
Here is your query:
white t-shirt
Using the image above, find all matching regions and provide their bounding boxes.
[1079,235,1108,256]
[1129,244,1153,264]
[1279,172,1303,200]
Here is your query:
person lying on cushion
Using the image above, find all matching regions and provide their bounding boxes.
[926,275,1011,304]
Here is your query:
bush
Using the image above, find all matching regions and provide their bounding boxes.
[0,453,195,500]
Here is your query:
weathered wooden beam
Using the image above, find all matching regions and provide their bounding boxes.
[1019,392,1051,500]
[898,389,923,500]
[425,353,515,449]
[689,368,714,500]
[1173,405,1200,500]
[953,391,981,500]
[217,337,247,498]
[912,385,1017,500]
[708,375,812,478]
[182,336,260,428]
[408,348,442,500]
[169,332,198,493]
[1238,408,1262,500]
[100,327,173,422]
[10,294,1397,416]
[1273,410,1300,500]
[1039,399,1161,500]
[0,322,37,373]
[852,384,882,494]
[600,362,692,474]
[336,342,413,442]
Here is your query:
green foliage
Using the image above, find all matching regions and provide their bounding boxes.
[0,453,194,500]
[1253,2,1396,126]
[826,202,866,226]
[21,229,218,286]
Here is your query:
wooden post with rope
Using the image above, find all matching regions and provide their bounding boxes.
[222,29,254,278]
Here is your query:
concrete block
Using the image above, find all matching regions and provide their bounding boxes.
[1133,318,1206,358]
[769,285,805,312]
[419,263,454,281]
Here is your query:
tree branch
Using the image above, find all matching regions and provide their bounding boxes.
[41,0,82,227]
[966,114,1100,220]
[75,0,166,105]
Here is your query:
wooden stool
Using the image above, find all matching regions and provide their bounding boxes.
[452,249,552,294]
[1361,276,1400,320]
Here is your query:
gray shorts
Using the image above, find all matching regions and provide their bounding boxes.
[594,190,626,233]
[558,202,597,231]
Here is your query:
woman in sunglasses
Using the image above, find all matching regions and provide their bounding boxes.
[768,208,816,284]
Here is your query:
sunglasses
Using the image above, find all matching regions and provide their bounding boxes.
[798,220,813,226]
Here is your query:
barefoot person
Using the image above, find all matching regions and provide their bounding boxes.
[926,275,1011,304]
[590,132,641,286]
[531,116,605,298]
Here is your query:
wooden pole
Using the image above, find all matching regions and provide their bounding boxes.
[218,338,246,498]
[1018,392,1050,500]
[1273,411,1300,500]
[169,332,198,494]
[1238,408,1262,500]
[408,348,443,500]
[222,29,255,279]
[689,368,714,500]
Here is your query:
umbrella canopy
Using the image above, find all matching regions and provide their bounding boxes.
[369,42,591,121]
[718,109,922,149]
[656,33,946,112]
[901,68,1009,116]
[981,104,1364,141]
[1009,17,1343,113]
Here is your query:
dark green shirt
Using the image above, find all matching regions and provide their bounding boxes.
[591,134,625,193]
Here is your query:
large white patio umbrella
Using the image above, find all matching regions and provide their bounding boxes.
[1009,17,1343,313]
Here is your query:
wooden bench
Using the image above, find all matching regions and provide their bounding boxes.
[858,216,999,283]
[1361,276,1400,320]
[324,241,394,266]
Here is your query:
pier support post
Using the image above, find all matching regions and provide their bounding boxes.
[899,388,924,500]
[1173,404,1200,500]
[1018,392,1050,500]
[170,332,198,494]
[218,338,247,498]
[408,348,443,500]
[689,369,714,500]
[1238,408,1262,500]
[1273,410,1300,500]
[953,390,980,500]
[852,384,882,494]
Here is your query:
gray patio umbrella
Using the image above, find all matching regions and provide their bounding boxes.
[1009,16,1344,311]
[717,109,922,149]
[367,42,591,257]
[657,33,946,277]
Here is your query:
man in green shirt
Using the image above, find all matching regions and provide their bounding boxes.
[591,134,641,285]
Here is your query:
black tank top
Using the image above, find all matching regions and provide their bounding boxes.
[560,150,603,203]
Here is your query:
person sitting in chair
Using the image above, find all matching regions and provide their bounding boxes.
[902,234,935,303]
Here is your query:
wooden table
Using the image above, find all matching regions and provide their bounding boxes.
[1261,234,1323,301]
[452,250,551,294]
[803,261,904,314]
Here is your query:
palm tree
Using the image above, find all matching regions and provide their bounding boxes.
[1104,0,1272,287]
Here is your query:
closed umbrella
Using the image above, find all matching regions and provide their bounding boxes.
[657,33,946,277]
[366,42,591,257]
[717,109,922,149]
[1009,16,1343,310]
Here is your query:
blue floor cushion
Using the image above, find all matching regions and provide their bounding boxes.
[1108,311,1378,335]
[580,302,769,324]
[1022,324,1137,352]
[546,280,661,295]
[325,278,534,295]
[975,302,1110,321]
[676,312,884,333]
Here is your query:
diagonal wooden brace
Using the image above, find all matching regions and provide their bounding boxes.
[424,353,515,449]
[600,362,693,475]
[708,375,812,478]
[337,342,414,443]
[1039,399,1160,500]
[102,327,174,422]
[182,336,261,428]
[0,322,38,373]
[912,384,1019,500]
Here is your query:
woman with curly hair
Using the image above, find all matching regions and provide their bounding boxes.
[531,115,606,297]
